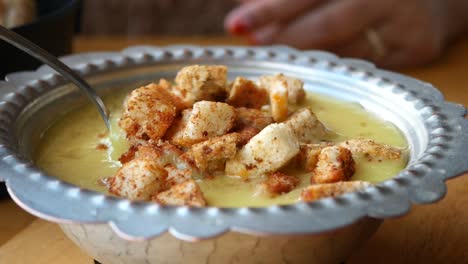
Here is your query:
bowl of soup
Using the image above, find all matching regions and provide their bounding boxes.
[0,45,466,263]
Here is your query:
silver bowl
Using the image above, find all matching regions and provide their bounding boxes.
[0,45,466,263]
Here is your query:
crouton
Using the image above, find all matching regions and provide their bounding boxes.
[225,123,300,178]
[157,78,172,90]
[118,140,167,165]
[227,77,269,109]
[313,146,355,184]
[269,80,289,122]
[301,181,371,202]
[260,74,305,104]
[133,144,160,160]
[119,145,139,164]
[168,101,236,147]
[107,158,167,201]
[173,65,228,105]
[154,180,207,207]
[165,109,192,146]
[292,142,334,171]
[119,141,195,171]
[156,79,190,111]
[237,126,260,146]
[164,164,193,188]
[257,172,300,197]
[284,108,327,144]
[339,138,403,161]
[187,133,239,173]
[234,107,273,131]
[118,142,194,188]
[153,141,190,167]
[119,83,176,142]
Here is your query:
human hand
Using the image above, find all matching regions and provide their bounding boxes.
[225,0,468,68]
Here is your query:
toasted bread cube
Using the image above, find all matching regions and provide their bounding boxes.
[164,164,193,188]
[134,144,161,160]
[151,141,194,169]
[285,108,327,144]
[119,140,197,175]
[119,140,166,165]
[313,146,355,184]
[301,181,371,202]
[292,142,334,171]
[169,101,235,147]
[257,172,300,197]
[227,77,269,109]
[118,145,139,164]
[260,74,305,104]
[237,126,260,146]
[269,80,289,122]
[107,158,167,201]
[339,138,403,161]
[234,107,273,131]
[165,109,192,147]
[155,79,189,111]
[225,123,300,178]
[187,133,239,172]
[154,180,207,207]
[119,83,176,142]
[173,65,228,105]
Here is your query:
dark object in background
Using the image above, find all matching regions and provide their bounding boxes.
[0,183,8,199]
[0,0,79,77]
[0,0,79,199]
[81,0,236,36]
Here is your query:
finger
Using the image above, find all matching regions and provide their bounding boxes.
[332,27,412,69]
[225,0,322,35]
[248,23,282,45]
[272,0,389,49]
[332,33,374,61]
[375,41,436,69]
[373,16,443,68]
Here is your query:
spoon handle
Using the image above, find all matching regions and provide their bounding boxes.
[0,25,110,129]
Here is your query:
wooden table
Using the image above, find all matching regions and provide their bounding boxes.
[0,36,467,263]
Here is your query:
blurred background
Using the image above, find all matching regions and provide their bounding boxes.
[2,0,468,79]
[80,0,236,35]
[0,0,238,78]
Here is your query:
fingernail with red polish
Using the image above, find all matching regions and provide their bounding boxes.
[231,21,249,35]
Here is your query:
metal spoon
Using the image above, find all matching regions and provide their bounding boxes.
[0,25,110,129]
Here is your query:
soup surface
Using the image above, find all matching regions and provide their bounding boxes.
[36,89,407,207]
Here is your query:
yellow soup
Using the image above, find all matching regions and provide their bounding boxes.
[35,91,408,207]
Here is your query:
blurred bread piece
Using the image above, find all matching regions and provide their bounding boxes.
[0,0,36,28]
[301,181,371,202]
[257,172,300,198]
[338,138,404,161]
[154,180,207,207]
[313,146,355,184]
[284,108,328,144]
[227,77,269,109]
[260,74,305,104]
[269,79,289,122]
[174,65,228,105]
[107,158,167,201]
